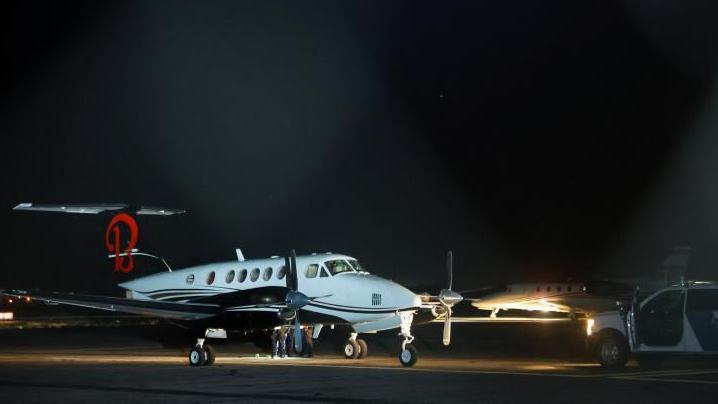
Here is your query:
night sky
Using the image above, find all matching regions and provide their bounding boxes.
[2,1,718,294]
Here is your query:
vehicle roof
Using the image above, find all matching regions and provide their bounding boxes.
[667,281,717,289]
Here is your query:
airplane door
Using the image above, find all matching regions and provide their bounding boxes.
[686,289,718,352]
[637,289,686,348]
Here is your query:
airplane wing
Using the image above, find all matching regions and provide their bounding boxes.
[1,290,219,321]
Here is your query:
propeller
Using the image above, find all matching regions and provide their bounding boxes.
[438,250,463,346]
[283,249,304,353]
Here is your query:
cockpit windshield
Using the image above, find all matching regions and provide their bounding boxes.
[325,259,354,275]
[347,259,365,272]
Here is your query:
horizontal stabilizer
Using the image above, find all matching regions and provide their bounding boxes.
[13,203,185,216]
[136,206,186,216]
[13,203,127,214]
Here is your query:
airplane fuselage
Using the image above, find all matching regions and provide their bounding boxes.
[118,253,421,333]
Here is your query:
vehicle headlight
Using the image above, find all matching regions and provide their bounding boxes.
[586,318,595,336]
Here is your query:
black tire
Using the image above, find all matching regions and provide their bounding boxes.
[399,344,418,367]
[189,346,208,367]
[596,333,628,369]
[204,344,216,365]
[356,338,368,359]
[343,339,360,359]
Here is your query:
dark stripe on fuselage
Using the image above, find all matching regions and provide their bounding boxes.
[307,302,418,314]
[149,291,216,299]
[140,287,231,296]
[310,300,401,312]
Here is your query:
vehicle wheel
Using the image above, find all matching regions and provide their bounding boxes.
[636,354,664,369]
[343,339,360,359]
[189,346,208,366]
[356,338,368,359]
[399,344,418,367]
[596,333,628,369]
[204,344,216,365]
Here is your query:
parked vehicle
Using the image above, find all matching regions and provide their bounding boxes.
[587,282,718,368]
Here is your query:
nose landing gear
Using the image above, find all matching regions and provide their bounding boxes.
[398,311,417,367]
[399,344,418,367]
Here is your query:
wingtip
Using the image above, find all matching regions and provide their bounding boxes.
[13,203,32,210]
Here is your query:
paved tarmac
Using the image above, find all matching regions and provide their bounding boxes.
[0,321,716,403]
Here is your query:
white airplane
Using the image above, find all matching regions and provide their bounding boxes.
[5,203,464,367]
[455,249,691,319]
[459,282,627,319]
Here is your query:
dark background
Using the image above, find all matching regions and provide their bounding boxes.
[2,1,718,294]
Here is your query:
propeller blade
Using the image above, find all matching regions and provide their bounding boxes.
[284,256,293,290]
[293,316,303,353]
[442,311,452,346]
[290,249,298,291]
[446,250,453,290]
[309,294,333,300]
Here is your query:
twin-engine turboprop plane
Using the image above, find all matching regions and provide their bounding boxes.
[5,203,465,367]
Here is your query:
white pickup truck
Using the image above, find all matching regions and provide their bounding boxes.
[587,283,718,368]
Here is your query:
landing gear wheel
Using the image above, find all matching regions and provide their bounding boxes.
[189,346,208,367]
[399,344,418,367]
[343,339,360,359]
[596,334,628,369]
[356,339,368,359]
[204,344,216,365]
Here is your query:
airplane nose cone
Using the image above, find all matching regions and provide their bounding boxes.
[439,289,463,306]
[286,291,310,310]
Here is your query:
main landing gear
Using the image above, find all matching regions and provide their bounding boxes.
[343,332,368,359]
[189,342,216,366]
[188,328,226,367]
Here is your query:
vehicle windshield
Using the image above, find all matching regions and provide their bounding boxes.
[347,259,365,272]
[325,259,354,275]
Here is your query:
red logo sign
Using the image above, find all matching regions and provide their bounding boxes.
[105,213,139,273]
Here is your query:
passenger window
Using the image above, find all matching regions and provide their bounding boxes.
[639,289,686,346]
[642,290,686,317]
[207,271,216,285]
[238,269,247,283]
[250,268,260,282]
[277,265,287,280]
[305,264,318,278]
[263,267,273,281]
[320,267,329,278]
[687,290,718,311]
[686,289,718,350]
[225,270,235,283]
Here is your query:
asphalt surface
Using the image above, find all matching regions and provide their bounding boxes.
[0,321,716,403]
